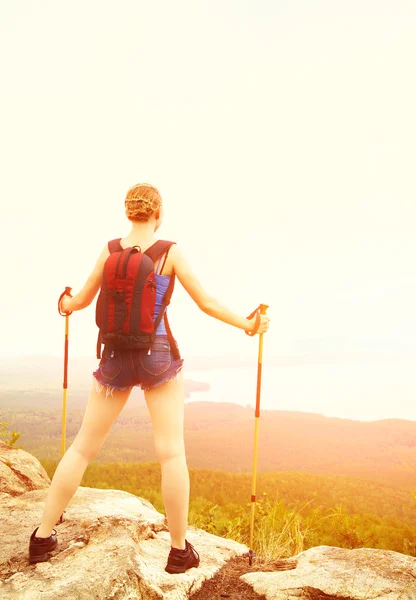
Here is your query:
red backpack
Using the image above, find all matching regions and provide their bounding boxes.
[95,238,178,360]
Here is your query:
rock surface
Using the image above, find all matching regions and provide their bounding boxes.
[0,440,50,496]
[241,545,416,600]
[0,441,249,599]
[1,440,416,600]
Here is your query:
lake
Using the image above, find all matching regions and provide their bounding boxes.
[184,360,415,422]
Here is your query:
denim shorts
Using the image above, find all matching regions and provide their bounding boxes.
[92,334,184,397]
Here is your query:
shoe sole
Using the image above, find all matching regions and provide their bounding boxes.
[29,539,58,564]
[165,557,200,574]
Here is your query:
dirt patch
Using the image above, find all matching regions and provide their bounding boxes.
[189,553,298,600]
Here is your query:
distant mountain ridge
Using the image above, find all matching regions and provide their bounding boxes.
[2,394,416,492]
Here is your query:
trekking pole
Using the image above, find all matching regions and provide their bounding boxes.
[57,286,73,524]
[243,303,269,565]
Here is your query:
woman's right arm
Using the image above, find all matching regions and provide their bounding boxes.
[171,244,264,333]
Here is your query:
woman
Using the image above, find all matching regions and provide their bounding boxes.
[28,183,270,573]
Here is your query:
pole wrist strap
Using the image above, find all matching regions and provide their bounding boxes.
[58,287,73,316]
[245,305,261,336]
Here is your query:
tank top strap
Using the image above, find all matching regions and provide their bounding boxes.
[155,255,163,275]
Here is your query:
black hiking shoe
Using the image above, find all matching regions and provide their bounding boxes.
[29,526,58,564]
[165,538,200,574]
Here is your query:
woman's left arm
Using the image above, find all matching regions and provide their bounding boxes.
[60,244,109,313]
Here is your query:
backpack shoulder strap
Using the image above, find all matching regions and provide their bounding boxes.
[164,313,180,360]
[144,240,176,263]
[145,240,176,262]
[108,238,123,254]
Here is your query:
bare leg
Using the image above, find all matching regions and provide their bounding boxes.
[35,378,132,538]
[144,370,189,550]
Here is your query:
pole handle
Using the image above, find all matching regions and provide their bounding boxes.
[58,287,73,316]
[259,303,269,315]
[245,303,270,336]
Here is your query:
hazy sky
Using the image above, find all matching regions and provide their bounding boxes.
[1,0,415,366]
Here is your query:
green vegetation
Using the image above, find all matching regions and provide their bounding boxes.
[4,397,416,560]
[0,420,20,446]
[39,458,416,559]
[3,400,416,493]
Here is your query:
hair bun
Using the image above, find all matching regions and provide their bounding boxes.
[125,183,162,222]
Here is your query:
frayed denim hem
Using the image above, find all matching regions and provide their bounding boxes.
[141,364,184,392]
[92,361,184,396]
[93,374,132,399]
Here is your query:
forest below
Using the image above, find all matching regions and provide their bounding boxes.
[1,393,415,491]
[2,392,416,558]
[38,458,416,559]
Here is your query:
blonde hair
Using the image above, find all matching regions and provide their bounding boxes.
[125,183,162,222]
